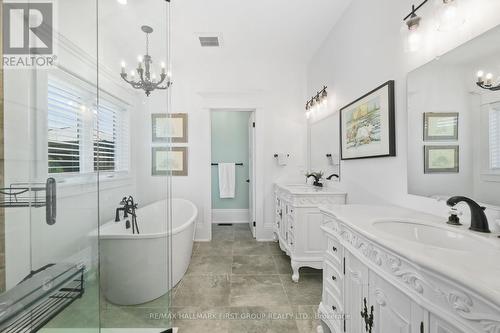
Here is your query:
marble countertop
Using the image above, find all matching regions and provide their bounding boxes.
[275,183,347,196]
[319,204,500,306]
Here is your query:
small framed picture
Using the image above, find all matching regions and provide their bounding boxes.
[423,112,458,141]
[424,145,459,174]
[152,147,188,176]
[152,113,188,143]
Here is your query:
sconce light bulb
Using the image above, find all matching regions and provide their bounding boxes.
[486,73,494,80]
[477,70,484,78]
[437,0,465,32]
[137,55,143,63]
[121,61,126,68]
[407,29,421,53]
[161,62,166,69]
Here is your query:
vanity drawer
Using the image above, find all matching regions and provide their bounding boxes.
[324,258,343,299]
[288,232,295,248]
[326,236,342,267]
[323,286,342,320]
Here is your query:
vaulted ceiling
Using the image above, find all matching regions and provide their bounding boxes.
[97,0,352,71]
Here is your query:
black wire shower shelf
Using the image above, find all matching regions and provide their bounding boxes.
[0,264,85,333]
[0,183,48,208]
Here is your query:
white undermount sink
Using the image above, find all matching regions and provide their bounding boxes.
[372,220,495,251]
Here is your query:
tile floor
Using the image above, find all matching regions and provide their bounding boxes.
[43,224,323,332]
[171,223,323,332]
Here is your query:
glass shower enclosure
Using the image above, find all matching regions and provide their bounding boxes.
[0,0,173,331]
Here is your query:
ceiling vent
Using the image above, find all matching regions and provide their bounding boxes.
[199,36,220,47]
[197,33,223,47]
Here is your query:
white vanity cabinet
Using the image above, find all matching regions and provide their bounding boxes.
[273,184,347,282]
[318,207,500,333]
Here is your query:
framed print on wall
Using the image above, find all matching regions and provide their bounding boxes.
[423,112,458,141]
[340,80,396,160]
[424,145,459,174]
[152,113,188,143]
[152,147,188,176]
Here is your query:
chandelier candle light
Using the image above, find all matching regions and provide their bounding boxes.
[120,25,172,97]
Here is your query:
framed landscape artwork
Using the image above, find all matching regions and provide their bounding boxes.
[152,113,188,143]
[424,145,459,174]
[152,147,188,176]
[340,81,396,160]
[423,112,458,141]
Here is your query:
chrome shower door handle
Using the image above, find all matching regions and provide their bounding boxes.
[46,177,57,225]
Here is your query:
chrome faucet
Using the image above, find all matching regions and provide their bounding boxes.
[446,196,490,233]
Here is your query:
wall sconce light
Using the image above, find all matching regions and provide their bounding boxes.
[305,86,328,119]
[402,0,465,53]
[403,4,424,53]
[437,0,465,32]
[477,71,500,91]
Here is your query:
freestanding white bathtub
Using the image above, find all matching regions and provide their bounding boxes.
[99,198,197,305]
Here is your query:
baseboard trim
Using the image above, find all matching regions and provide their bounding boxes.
[212,209,249,224]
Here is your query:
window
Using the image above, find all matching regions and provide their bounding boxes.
[490,108,500,170]
[48,79,83,174]
[93,100,130,172]
[48,75,130,176]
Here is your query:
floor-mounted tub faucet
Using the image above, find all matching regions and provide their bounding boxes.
[115,196,140,234]
[446,196,490,233]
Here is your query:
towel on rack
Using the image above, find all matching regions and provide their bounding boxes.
[218,163,236,199]
[276,153,289,166]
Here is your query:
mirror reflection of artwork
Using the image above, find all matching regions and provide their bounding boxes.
[341,81,396,160]
[424,146,459,173]
[423,113,458,141]
[152,147,188,176]
[152,113,188,143]
[407,24,500,206]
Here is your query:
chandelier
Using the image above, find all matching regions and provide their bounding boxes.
[476,71,500,92]
[120,25,172,97]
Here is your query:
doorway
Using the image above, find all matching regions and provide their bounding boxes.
[210,109,257,238]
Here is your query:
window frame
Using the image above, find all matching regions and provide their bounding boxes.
[46,70,131,185]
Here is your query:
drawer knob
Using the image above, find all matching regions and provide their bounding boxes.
[332,275,336,281]
[332,306,336,311]
[332,246,337,252]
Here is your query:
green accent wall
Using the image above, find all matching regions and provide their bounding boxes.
[211,111,250,209]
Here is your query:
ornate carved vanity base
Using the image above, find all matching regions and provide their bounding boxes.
[273,184,347,282]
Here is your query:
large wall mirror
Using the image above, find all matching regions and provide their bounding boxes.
[308,114,341,178]
[407,24,500,207]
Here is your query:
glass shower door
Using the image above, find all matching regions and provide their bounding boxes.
[97,0,173,330]
[0,0,100,331]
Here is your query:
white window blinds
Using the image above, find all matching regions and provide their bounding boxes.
[490,108,500,170]
[48,79,82,174]
[48,74,130,175]
[94,103,117,172]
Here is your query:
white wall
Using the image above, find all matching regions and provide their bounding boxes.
[136,58,308,241]
[307,0,500,231]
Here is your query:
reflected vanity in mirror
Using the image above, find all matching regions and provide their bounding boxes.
[407,24,500,207]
